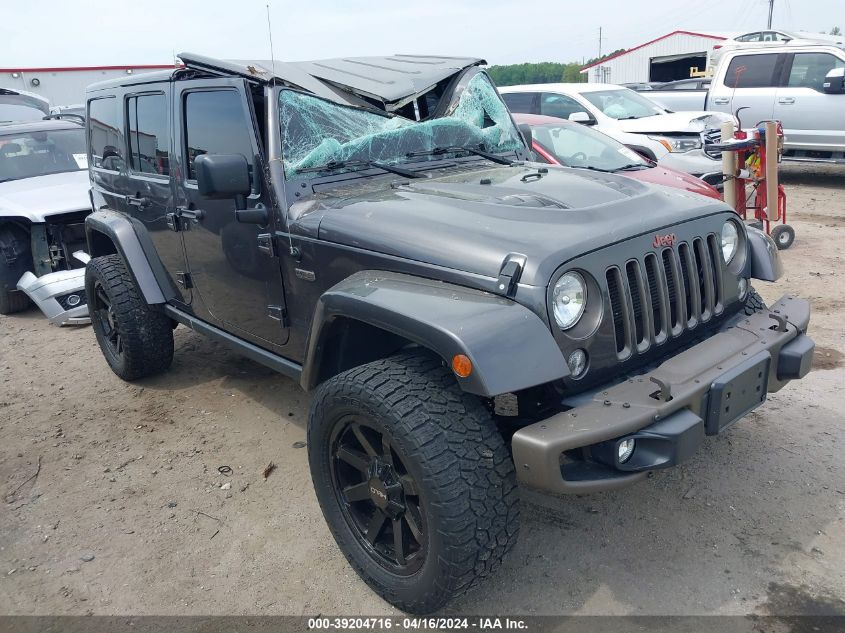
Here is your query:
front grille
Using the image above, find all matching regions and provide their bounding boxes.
[703,128,722,158]
[606,235,724,360]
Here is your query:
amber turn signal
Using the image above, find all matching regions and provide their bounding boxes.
[451,354,473,378]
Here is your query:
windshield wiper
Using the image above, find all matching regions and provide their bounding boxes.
[616,163,650,171]
[295,159,423,178]
[406,145,513,165]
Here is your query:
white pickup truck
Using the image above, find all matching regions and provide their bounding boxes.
[644,43,845,164]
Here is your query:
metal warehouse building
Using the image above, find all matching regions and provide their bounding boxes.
[581,30,731,84]
[0,64,177,107]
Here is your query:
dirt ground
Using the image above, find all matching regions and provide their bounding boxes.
[1,164,844,618]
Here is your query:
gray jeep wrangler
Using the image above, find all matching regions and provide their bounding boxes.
[83,53,814,613]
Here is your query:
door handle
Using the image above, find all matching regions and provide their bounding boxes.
[235,208,268,225]
[179,208,204,221]
[712,97,730,105]
[127,195,150,208]
[777,97,795,105]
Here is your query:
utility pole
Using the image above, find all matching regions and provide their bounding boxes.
[767,0,774,28]
[596,26,604,82]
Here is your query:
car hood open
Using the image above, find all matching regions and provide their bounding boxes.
[297,164,730,286]
[0,170,91,222]
[615,111,734,134]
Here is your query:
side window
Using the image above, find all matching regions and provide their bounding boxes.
[88,96,124,170]
[127,93,169,176]
[724,54,780,88]
[539,93,585,119]
[787,53,845,91]
[502,92,537,114]
[737,32,761,43]
[184,90,254,181]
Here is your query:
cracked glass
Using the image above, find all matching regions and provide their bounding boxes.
[279,73,523,180]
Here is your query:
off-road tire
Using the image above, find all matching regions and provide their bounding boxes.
[770,224,795,250]
[0,289,30,315]
[308,351,519,614]
[744,287,767,315]
[85,254,174,380]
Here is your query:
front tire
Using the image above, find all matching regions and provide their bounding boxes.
[0,288,30,314]
[85,254,174,380]
[308,352,519,614]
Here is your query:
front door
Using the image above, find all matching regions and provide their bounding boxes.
[774,51,845,151]
[709,52,781,124]
[176,79,288,347]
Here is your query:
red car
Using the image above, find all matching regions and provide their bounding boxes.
[513,113,721,200]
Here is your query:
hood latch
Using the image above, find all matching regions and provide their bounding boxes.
[496,257,524,298]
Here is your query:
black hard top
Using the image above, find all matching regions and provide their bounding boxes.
[86,53,485,110]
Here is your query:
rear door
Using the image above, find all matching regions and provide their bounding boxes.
[709,52,783,123]
[774,51,845,151]
[175,79,288,347]
[123,88,189,304]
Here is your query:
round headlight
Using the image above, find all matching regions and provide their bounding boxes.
[552,272,586,330]
[721,220,739,263]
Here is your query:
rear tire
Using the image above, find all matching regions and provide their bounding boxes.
[0,289,30,315]
[308,351,519,614]
[770,224,794,250]
[85,254,174,380]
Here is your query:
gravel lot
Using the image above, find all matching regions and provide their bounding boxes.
[1,164,844,618]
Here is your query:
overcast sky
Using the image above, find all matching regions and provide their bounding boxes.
[1,0,841,68]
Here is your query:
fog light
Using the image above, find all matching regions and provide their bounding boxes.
[617,438,635,464]
[66,294,81,307]
[737,277,749,300]
[567,349,588,378]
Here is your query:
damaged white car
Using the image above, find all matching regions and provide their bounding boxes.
[0,118,91,324]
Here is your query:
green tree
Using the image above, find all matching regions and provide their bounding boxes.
[831,26,842,35]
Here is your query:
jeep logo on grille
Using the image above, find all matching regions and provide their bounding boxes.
[653,233,676,248]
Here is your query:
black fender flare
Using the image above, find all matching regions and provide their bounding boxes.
[84,209,172,304]
[744,226,783,282]
[301,270,569,396]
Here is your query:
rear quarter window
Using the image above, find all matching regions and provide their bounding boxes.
[502,92,537,114]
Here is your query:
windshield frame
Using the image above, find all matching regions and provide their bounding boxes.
[0,126,87,183]
[276,69,526,185]
[581,88,667,120]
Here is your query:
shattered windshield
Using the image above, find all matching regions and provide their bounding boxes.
[279,72,523,180]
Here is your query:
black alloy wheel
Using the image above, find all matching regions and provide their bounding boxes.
[330,417,425,575]
[92,278,124,361]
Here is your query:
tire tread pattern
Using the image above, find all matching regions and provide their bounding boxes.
[309,352,519,614]
[85,254,173,380]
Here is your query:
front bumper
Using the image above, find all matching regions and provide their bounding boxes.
[658,148,721,177]
[512,295,813,495]
[16,268,90,326]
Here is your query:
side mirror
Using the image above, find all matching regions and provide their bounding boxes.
[194,154,251,200]
[823,67,845,94]
[517,123,533,150]
[568,111,593,124]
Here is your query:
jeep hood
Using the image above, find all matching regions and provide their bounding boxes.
[0,170,91,222]
[616,111,734,134]
[302,164,731,286]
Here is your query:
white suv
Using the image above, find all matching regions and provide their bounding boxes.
[500,83,732,177]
